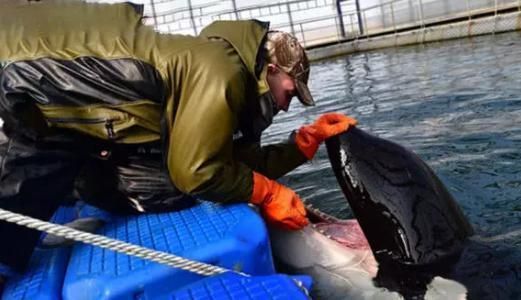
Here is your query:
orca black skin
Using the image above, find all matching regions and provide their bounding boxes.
[326,127,474,267]
[325,127,479,297]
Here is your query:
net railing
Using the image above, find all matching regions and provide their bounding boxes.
[93,0,521,47]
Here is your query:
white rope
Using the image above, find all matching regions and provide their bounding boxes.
[0,208,239,277]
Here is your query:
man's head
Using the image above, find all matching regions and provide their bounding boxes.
[265,31,314,113]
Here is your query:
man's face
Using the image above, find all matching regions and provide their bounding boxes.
[266,63,297,113]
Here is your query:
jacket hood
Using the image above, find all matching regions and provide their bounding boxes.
[199,20,269,80]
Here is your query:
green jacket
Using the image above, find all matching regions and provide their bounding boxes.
[0,1,307,202]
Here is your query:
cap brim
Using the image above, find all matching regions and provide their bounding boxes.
[295,79,315,106]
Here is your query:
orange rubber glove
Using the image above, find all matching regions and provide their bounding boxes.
[250,172,309,230]
[295,112,357,160]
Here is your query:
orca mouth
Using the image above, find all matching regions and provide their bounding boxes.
[304,203,372,251]
[304,203,341,224]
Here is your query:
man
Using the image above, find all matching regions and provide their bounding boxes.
[0,1,356,282]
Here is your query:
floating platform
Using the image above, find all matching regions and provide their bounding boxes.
[2,202,311,300]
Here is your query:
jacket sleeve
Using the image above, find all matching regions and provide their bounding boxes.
[233,136,308,180]
[165,46,254,203]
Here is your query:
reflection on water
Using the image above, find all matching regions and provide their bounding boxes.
[264,31,521,241]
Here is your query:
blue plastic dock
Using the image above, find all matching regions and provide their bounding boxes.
[2,201,311,300]
[169,272,312,300]
[2,206,77,300]
[62,201,276,300]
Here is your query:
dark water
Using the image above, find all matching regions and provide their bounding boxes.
[264,31,521,297]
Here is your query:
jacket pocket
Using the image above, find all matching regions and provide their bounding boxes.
[44,116,121,140]
[37,101,162,143]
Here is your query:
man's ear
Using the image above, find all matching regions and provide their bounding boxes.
[267,63,279,74]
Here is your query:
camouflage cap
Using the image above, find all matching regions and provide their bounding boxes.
[265,31,314,106]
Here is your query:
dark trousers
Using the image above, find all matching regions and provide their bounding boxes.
[0,132,194,272]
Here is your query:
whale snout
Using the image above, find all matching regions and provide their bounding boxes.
[325,128,473,266]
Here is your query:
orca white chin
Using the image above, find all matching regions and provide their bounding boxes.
[269,204,399,299]
[302,204,378,277]
[269,205,468,300]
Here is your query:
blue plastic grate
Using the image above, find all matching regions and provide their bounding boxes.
[69,202,250,277]
[169,272,311,300]
[2,248,71,300]
[2,206,77,300]
[63,201,276,299]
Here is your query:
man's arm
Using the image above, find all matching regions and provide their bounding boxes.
[233,137,307,180]
[165,45,253,203]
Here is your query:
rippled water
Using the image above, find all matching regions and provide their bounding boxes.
[264,31,521,245]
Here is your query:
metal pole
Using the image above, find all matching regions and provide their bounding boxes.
[286,2,296,37]
[418,0,425,27]
[362,10,368,35]
[187,0,198,35]
[349,13,355,36]
[379,1,385,30]
[299,23,306,47]
[494,0,498,34]
[354,0,364,35]
[391,2,396,33]
[231,0,239,20]
[417,0,426,44]
[149,0,158,27]
[335,0,346,38]
[465,0,472,36]
[465,0,471,21]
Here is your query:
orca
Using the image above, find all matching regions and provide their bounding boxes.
[269,127,520,299]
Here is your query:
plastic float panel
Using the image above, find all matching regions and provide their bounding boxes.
[2,206,77,300]
[62,201,275,300]
[169,272,312,300]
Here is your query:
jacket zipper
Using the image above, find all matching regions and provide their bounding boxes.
[105,119,116,139]
[46,117,119,139]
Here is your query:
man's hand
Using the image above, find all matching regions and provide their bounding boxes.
[250,172,308,230]
[295,112,357,159]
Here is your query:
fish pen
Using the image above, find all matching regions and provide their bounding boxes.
[96,0,521,59]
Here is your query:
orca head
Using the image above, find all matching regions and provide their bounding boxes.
[325,127,474,267]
